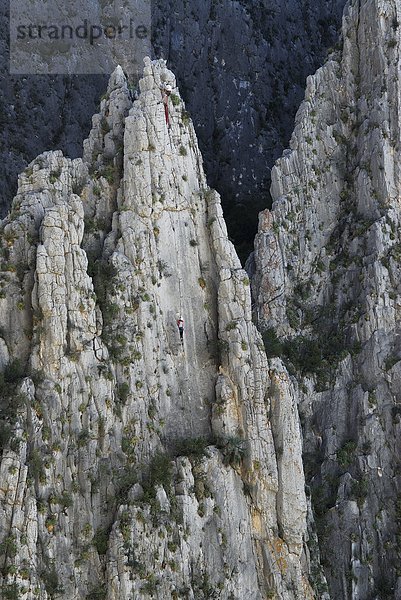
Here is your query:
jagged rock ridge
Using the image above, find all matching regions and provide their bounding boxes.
[0,0,347,258]
[0,59,316,599]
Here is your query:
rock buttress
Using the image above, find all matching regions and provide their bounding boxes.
[0,59,314,599]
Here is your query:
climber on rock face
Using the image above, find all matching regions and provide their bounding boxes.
[177,316,184,343]
[161,84,172,128]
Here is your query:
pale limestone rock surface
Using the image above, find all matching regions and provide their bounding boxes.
[0,60,314,599]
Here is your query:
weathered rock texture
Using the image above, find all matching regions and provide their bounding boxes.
[251,0,401,598]
[1,0,346,256]
[0,60,316,599]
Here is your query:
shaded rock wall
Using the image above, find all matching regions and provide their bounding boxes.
[1,0,346,257]
[252,0,401,597]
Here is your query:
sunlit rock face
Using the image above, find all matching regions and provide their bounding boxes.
[0,59,315,600]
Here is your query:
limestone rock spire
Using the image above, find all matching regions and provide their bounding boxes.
[0,58,314,599]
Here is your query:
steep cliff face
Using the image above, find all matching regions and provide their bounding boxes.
[1,0,346,256]
[0,60,315,599]
[252,0,401,597]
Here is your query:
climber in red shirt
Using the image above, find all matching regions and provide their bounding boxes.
[162,84,172,128]
[177,316,184,343]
